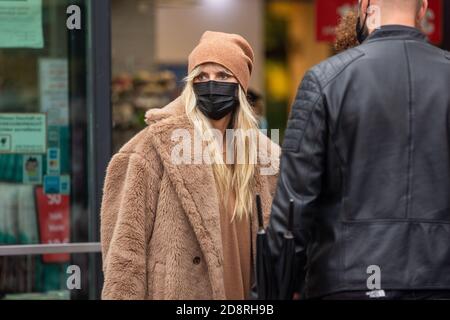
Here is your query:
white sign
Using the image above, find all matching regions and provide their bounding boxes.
[46,147,61,176]
[0,113,47,154]
[23,155,43,184]
[39,59,69,126]
[0,0,44,48]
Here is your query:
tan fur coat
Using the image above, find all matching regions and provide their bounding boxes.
[100,98,280,300]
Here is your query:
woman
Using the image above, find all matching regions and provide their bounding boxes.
[101,31,280,300]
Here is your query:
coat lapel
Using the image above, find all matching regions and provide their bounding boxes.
[150,115,226,299]
[150,113,279,299]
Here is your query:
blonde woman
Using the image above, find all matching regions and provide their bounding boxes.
[101,31,280,300]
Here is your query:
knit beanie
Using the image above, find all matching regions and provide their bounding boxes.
[188,31,254,92]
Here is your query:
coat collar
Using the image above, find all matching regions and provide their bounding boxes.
[366,25,427,44]
[149,112,277,299]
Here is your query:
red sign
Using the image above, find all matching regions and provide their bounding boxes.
[316,0,356,42]
[424,0,443,44]
[35,187,71,263]
[316,0,443,45]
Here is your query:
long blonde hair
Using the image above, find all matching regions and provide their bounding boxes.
[181,66,259,221]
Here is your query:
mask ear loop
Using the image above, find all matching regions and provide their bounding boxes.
[356,0,371,43]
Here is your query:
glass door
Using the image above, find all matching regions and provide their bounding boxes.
[0,0,111,300]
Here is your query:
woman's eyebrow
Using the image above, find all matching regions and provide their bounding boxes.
[217,70,233,76]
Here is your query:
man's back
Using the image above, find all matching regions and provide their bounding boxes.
[331,25,450,223]
[268,25,450,299]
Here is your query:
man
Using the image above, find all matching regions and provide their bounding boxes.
[267,0,450,300]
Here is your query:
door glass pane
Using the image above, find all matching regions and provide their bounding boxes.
[0,252,101,300]
[0,0,101,299]
[0,0,92,244]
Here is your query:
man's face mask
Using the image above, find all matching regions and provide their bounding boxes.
[356,0,371,44]
[193,81,239,121]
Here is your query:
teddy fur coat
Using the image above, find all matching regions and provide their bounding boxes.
[100,97,280,300]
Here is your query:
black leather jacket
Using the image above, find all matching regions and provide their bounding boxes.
[267,25,450,299]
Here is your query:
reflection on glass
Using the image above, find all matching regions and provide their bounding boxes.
[0,2,92,242]
[0,0,97,299]
[0,253,101,300]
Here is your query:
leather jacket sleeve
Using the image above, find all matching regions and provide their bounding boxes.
[267,69,327,295]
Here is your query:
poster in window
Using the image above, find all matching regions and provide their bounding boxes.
[0,0,44,49]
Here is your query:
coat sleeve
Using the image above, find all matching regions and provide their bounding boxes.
[266,69,327,296]
[100,149,161,300]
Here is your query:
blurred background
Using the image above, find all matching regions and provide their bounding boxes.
[0,0,449,300]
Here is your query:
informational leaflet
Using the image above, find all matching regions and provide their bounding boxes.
[39,59,69,126]
[23,154,43,184]
[0,113,47,154]
[0,0,44,49]
[35,187,70,263]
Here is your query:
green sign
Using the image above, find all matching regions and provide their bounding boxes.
[0,113,47,154]
[0,0,44,49]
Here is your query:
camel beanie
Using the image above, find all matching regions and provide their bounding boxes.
[188,31,254,92]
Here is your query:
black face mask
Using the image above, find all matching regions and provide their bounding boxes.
[193,81,239,121]
[356,0,370,44]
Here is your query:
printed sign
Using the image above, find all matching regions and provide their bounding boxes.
[44,175,71,195]
[23,155,43,184]
[316,0,354,42]
[0,0,44,48]
[35,187,70,263]
[59,175,71,195]
[44,175,60,194]
[47,148,61,176]
[422,0,443,45]
[316,0,443,45]
[39,59,69,126]
[0,113,47,154]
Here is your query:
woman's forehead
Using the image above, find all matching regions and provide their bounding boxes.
[198,63,232,74]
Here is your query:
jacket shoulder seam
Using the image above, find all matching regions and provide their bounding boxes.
[412,41,450,61]
[282,71,322,153]
[311,48,365,90]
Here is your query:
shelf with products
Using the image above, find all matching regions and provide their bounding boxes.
[112,69,179,151]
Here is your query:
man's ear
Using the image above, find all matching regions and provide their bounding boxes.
[418,0,428,21]
[360,0,369,14]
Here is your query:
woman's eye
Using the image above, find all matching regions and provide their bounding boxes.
[196,75,207,81]
[219,74,229,80]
